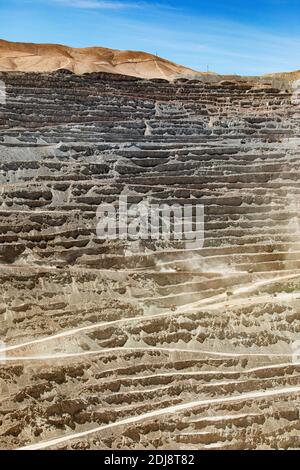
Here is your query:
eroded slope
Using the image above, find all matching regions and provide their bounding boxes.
[0,71,300,449]
[0,40,203,80]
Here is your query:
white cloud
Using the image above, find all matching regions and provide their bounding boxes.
[52,0,140,9]
[50,0,172,9]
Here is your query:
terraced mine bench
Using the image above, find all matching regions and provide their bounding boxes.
[0,71,300,450]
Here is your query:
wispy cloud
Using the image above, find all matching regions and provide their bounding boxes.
[50,0,170,10]
[50,0,138,9]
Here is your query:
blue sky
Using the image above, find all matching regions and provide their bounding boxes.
[1,0,300,74]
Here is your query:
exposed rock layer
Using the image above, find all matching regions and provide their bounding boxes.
[0,70,300,450]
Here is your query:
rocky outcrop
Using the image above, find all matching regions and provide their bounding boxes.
[0,70,300,450]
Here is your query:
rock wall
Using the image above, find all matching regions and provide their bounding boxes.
[0,71,300,449]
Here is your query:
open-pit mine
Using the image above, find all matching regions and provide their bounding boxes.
[0,40,300,450]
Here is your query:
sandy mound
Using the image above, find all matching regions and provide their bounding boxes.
[0,39,208,80]
[1,39,299,83]
[265,70,300,81]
